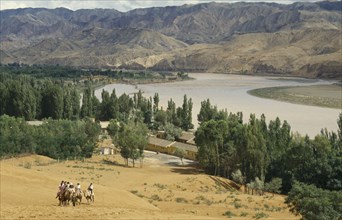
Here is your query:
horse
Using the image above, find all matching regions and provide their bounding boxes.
[58,189,72,206]
[83,190,94,203]
[71,190,82,206]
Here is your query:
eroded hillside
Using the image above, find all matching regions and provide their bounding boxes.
[0,1,341,78]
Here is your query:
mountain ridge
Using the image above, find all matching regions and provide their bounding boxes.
[0,1,341,78]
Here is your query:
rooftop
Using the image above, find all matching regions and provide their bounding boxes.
[148,136,174,148]
[171,142,198,153]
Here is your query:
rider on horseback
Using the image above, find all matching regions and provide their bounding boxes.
[76,183,81,194]
[83,183,94,203]
[56,180,65,198]
[88,183,94,195]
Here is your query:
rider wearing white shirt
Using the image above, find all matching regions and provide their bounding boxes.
[76,183,81,194]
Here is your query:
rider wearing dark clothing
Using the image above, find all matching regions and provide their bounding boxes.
[88,183,93,195]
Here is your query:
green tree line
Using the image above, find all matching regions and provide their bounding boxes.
[0,72,193,164]
[195,99,342,192]
[0,63,84,78]
[0,73,193,132]
[0,115,100,159]
[195,99,341,219]
[0,63,188,81]
[286,181,341,220]
[0,73,80,120]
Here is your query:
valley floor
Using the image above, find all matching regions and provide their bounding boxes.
[0,153,298,219]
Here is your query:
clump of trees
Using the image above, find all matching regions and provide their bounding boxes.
[196,101,342,218]
[0,115,36,156]
[115,120,148,167]
[0,73,193,132]
[0,63,188,81]
[153,95,193,131]
[286,181,342,220]
[195,100,342,194]
[264,177,282,195]
[0,74,81,120]
[0,69,193,162]
[96,90,193,132]
[0,115,100,159]
[0,63,84,78]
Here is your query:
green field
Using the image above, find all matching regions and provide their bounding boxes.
[248,84,342,109]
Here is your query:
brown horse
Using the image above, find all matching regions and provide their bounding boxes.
[83,190,94,203]
[58,189,72,206]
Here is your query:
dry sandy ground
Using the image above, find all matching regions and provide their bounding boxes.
[0,153,299,220]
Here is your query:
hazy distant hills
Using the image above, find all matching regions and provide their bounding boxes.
[0,1,341,78]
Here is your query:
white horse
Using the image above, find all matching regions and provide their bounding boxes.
[83,190,94,203]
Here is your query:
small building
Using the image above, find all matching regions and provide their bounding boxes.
[156,130,166,139]
[147,136,198,160]
[177,131,195,145]
[147,136,174,154]
[170,142,198,160]
[97,138,116,155]
[99,145,115,155]
[99,121,110,134]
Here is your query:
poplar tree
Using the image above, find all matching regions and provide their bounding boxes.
[181,95,193,131]
[0,82,6,116]
[244,114,268,182]
[81,86,93,118]
[70,88,80,120]
[118,93,133,122]
[110,89,119,120]
[98,90,111,120]
[195,119,228,175]
[167,98,178,125]
[41,83,63,119]
[63,88,73,119]
[153,93,159,113]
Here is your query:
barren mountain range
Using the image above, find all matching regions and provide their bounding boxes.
[0,1,341,78]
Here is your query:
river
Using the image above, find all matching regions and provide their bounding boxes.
[95,73,341,137]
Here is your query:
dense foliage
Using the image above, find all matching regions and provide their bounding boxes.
[116,120,148,167]
[0,73,80,120]
[0,66,192,160]
[196,101,342,218]
[0,64,84,78]
[0,63,188,82]
[286,181,342,220]
[195,100,342,193]
[0,72,192,134]
[0,115,100,159]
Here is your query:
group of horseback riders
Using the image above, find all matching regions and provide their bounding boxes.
[56,180,94,206]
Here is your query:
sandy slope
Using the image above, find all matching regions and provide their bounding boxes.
[0,154,298,219]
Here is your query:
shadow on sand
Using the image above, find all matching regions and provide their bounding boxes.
[170,163,203,175]
[102,159,126,167]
